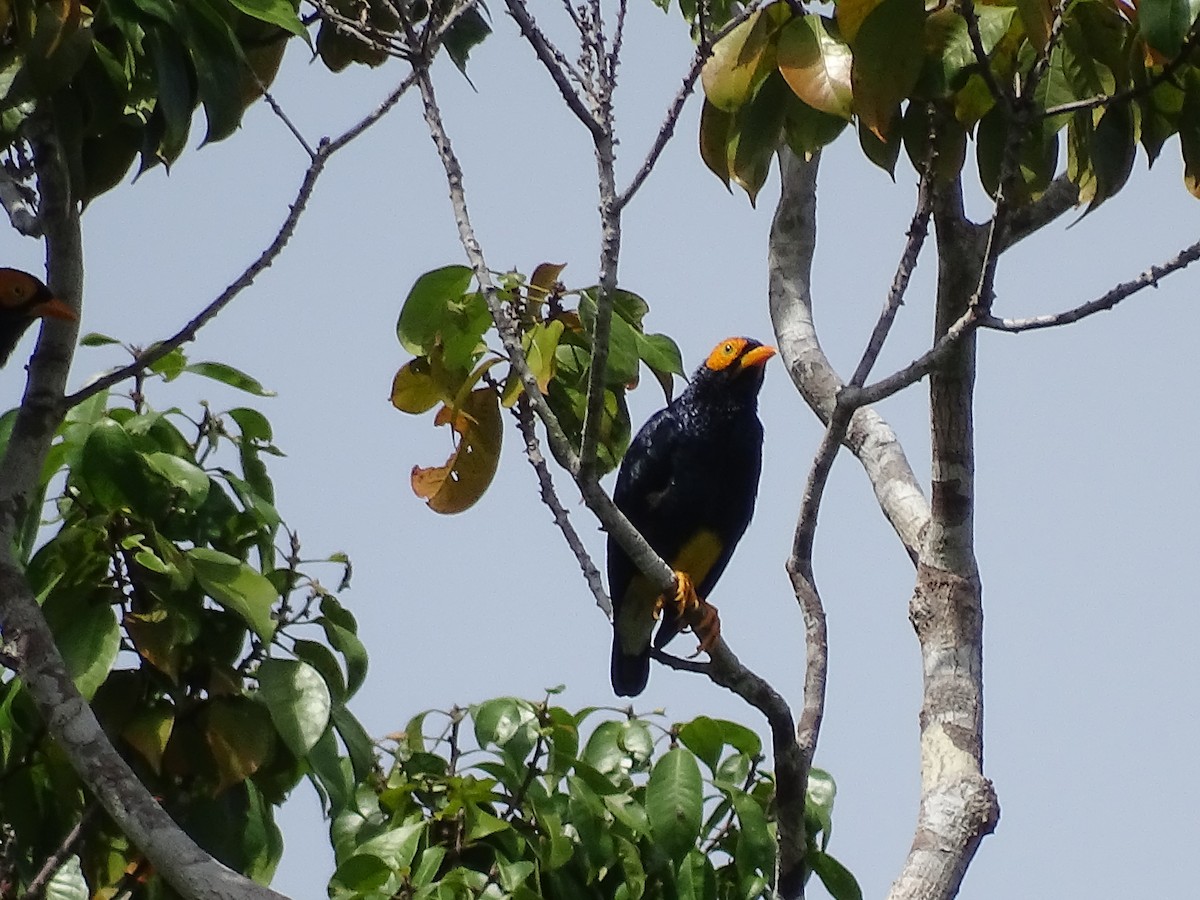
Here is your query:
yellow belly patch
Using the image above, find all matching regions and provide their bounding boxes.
[615,529,725,653]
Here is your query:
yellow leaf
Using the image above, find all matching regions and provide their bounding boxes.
[205,698,275,794]
[122,702,175,776]
[411,388,503,514]
[529,262,567,302]
[836,0,882,45]
[701,4,788,111]
[777,16,854,121]
[391,357,444,414]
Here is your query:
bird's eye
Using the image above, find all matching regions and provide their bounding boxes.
[723,343,733,354]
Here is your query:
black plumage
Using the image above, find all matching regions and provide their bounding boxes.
[608,336,774,696]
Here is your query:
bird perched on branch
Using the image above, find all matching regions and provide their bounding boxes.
[608,336,775,697]
[0,268,75,369]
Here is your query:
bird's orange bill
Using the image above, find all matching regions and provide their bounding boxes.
[739,344,776,369]
[30,297,76,321]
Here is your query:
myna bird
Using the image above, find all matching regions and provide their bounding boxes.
[608,336,775,697]
[0,268,75,368]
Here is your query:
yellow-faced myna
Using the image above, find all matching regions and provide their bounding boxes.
[608,336,775,696]
[0,268,75,368]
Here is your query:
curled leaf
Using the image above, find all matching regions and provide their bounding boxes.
[411,388,502,514]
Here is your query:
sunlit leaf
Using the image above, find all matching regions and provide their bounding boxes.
[184,361,275,396]
[701,6,783,111]
[189,547,278,640]
[143,451,210,505]
[777,15,853,120]
[390,356,444,414]
[396,265,474,356]
[206,696,275,791]
[646,748,703,863]
[836,0,882,45]
[411,387,503,514]
[257,658,332,758]
[42,592,120,700]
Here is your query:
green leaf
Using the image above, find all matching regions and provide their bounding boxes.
[396,265,475,357]
[777,15,853,120]
[678,716,724,771]
[857,111,902,176]
[43,594,120,701]
[329,853,394,898]
[184,361,275,396]
[227,0,309,40]
[718,719,762,757]
[355,816,425,872]
[1140,0,1192,57]
[699,98,735,188]
[44,855,87,900]
[188,547,278,640]
[444,6,492,76]
[850,0,925,140]
[78,418,148,512]
[79,332,122,347]
[646,747,703,864]
[732,790,774,875]
[331,702,376,782]
[143,452,211,505]
[729,73,787,206]
[811,850,863,900]
[391,357,445,414]
[257,658,332,757]
[701,6,782,111]
[319,596,368,698]
[923,6,1016,96]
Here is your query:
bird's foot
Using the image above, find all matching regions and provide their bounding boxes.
[684,602,721,657]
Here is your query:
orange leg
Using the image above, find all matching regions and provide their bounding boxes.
[656,571,722,655]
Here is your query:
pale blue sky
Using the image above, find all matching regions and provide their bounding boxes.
[3,3,1197,897]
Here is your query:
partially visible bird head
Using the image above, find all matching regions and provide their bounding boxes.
[0,268,76,368]
[684,336,776,411]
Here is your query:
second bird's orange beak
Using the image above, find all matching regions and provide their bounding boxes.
[31,297,77,321]
[739,344,777,369]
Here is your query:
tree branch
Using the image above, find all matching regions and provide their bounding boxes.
[0,128,288,900]
[513,398,610,616]
[982,236,1200,332]
[884,174,997,900]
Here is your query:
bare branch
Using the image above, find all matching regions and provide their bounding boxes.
[64,69,425,409]
[616,1,770,211]
[959,0,1012,109]
[769,149,930,558]
[21,807,96,900]
[503,0,602,138]
[513,398,610,616]
[984,237,1200,332]
[0,127,288,900]
[998,174,1079,250]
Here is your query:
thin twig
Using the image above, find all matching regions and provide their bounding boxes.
[616,1,769,211]
[21,807,97,900]
[514,397,610,616]
[504,0,602,138]
[983,238,1200,332]
[960,0,1012,110]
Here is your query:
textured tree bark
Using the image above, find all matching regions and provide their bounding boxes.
[0,130,290,900]
[769,151,931,560]
[885,179,999,900]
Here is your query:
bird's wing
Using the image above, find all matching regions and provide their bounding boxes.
[608,407,681,623]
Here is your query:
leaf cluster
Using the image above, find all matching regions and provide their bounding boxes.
[391,265,685,513]
[331,696,860,900]
[315,0,491,74]
[0,346,373,899]
[689,0,1200,208]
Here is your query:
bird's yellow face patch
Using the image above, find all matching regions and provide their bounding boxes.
[704,338,750,372]
[703,338,777,373]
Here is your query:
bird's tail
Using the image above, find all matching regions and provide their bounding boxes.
[610,633,650,697]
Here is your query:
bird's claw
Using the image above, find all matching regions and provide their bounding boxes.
[685,602,721,657]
